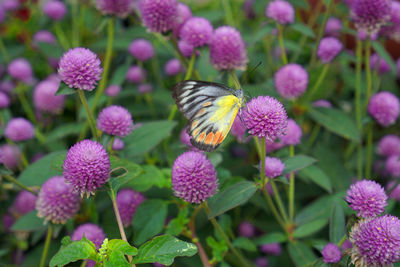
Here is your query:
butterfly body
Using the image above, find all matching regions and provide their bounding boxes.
[172,80,245,152]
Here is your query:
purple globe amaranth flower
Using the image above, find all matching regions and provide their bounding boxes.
[116,189,146,226]
[238,221,255,238]
[325,17,342,36]
[12,191,37,216]
[385,155,400,177]
[265,139,284,153]
[71,223,106,249]
[387,181,400,201]
[36,176,80,224]
[126,65,146,84]
[209,26,248,71]
[33,79,65,114]
[96,0,133,18]
[0,91,10,109]
[261,157,285,178]
[349,215,400,266]
[164,59,183,76]
[8,58,33,83]
[128,39,154,61]
[180,127,192,148]
[5,118,35,142]
[43,0,67,21]
[172,3,192,37]
[0,7,4,24]
[341,240,353,250]
[351,0,391,35]
[0,80,14,94]
[280,118,302,146]
[58,47,103,91]
[178,40,194,58]
[105,84,121,97]
[171,151,218,203]
[0,144,20,170]
[2,214,14,232]
[321,243,341,263]
[231,116,247,143]
[317,37,343,64]
[63,140,111,197]
[377,135,400,157]
[33,30,56,45]
[243,96,287,140]
[139,0,178,33]
[138,83,153,94]
[243,0,256,19]
[254,257,269,267]
[346,180,388,218]
[313,99,333,108]
[260,243,282,256]
[368,91,400,127]
[111,137,125,150]
[274,64,309,99]
[2,0,19,11]
[180,17,213,48]
[97,105,133,137]
[265,0,295,25]
[370,53,391,75]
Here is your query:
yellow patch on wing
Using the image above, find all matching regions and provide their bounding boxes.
[210,95,240,122]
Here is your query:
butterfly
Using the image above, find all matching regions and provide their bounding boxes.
[172,80,245,152]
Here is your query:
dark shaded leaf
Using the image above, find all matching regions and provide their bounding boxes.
[283,155,317,174]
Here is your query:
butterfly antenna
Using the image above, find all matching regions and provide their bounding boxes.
[243,61,263,81]
[229,71,241,90]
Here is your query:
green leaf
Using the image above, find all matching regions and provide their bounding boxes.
[283,155,317,174]
[308,108,360,142]
[287,241,317,267]
[232,237,257,252]
[108,239,138,256]
[46,123,84,142]
[329,202,345,244]
[295,195,335,224]
[254,232,288,245]
[290,22,315,38]
[132,199,168,245]
[18,151,66,186]
[37,42,64,59]
[11,211,45,231]
[56,82,76,95]
[372,42,397,74]
[126,165,168,192]
[104,251,130,267]
[49,238,97,267]
[298,165,332,193]
[207,181,257,218]
[165,207,189,236]
[293,218,328,238]
[206,236,228,262]
[133,235,197,265]
[109,156,143,192]
[109,58,132,86]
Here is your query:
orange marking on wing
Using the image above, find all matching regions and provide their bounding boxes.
[197,108,205,115]
[212,132,222,145]
[191,120,199,128]
[197,132,206,142]
[218,134,227,143]
[204,132,214,145]
[192,129,200,137]
[203,101,212,107]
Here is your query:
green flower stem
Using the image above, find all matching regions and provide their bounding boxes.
[107,136,115,153]
[0,37,9,63]
[3,174,38,195]
[364,38,372,179]
[337,235,347,247]
[16,84,37,124]
[306,124,321,148]
[365,123,373,179]
[305,63,330,102]
[39,225,53,267]
[222,0,235,27]
[276,23,288,65]
[263,36,275,75]
[91,18,114,113]
[269,180,289,223]
[170,36,189,68]
[54,23,70,50]
[19,151,29,168]
[35,128,46,145]
[259,138,267,185]
[355,39,363,179]
[71,0,80,47]
[261,187,288,233]
[203,202,250,267]
[188,206,211,267]
[77,90,98,141]
[288,145,295,222]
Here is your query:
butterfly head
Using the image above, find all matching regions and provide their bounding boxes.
[234,89,246,108]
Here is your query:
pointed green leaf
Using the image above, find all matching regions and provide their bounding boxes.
[11,211,45,231]
[295,195,335,224]
[290,22,315,38]
[298,165,332,193]
[108,239,138,256]
[109,156,143,192]
[56,83,76,95]
[104,251,130,267]
[329,202,345,244]
[49,238,97,267]
[283,155,317,174]
[254,232,288,245]
[232,237,257,252]
[294,218,328,238]
[372,42,397,74]
[287,241,317,267]
[126,165,168,192]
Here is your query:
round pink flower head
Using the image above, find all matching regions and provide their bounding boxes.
[12,190,37,216]
[317,37,343,64]
[171,151,218,204]
[243,0,256,19]
[0,144,20,170]
[209,26,248,71]
[116,189,146,227]
[164,59,183,76]
[387,181,400,201]
[324,17,342,36]
[5,117,35,142]
[172,3,192,37]
[138,83,153,94]
[33,79,65,114]
[33,30,56,45]
[0,91,10,109]
[126,65,146,84]
[111,137,124,151]
[2,214,14,233]
[370,53,391,75]
[349,215,400,266]
[63,140,111,197]
[351,0,391,35]
[43,0,67,21]
[7,58,33,83]
[261,157,285,178]
[105,84,121,97]
[265,0,295,25]
[180,17,213,48]
[178,40,194,58]
[341,240,353,250]
[96,0,133,18]
[274,64,309,99]
[97,105,133,137]
[260,243,282,255]
[346,180,388,218]
[36,176,80,224]
[279,118,302,146]
[321,243,341,263]
[128,39,154,61]
[313,99,332,108]
[377,135,400,157]
[71,223,106,249]
[254,257,269,267]
[238,221,255,238]
[242,96,288,140]
[139,0,178,33]
[58,47,103,91]
[0,80,14,94]
[368,91,400,127]
[2,0,19,11]
[385,155,400,177]
[180,127,192,147]
[231,116,247,143]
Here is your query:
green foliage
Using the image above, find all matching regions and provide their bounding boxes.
[207,236,228,262]
[49,237,97,267]
[11,211,45,232]
[109,156,143,192]
[329,201,346,244]
[283,155,317,174]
